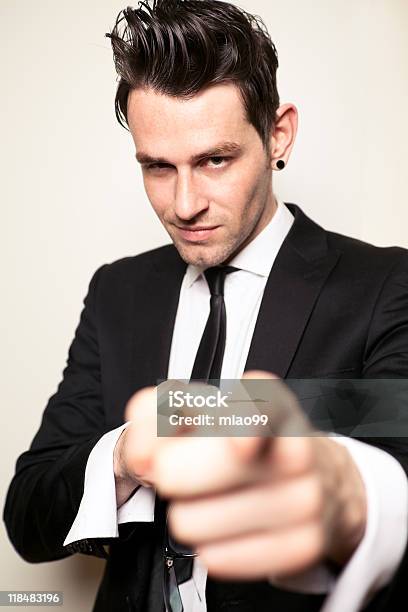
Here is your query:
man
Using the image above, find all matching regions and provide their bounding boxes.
[4,1,408,611]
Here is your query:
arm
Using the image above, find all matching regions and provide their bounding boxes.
[350,250,408,609]
[3,265,113,562]
[270,251,408,609]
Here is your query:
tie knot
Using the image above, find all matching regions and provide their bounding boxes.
[204,265,238,296]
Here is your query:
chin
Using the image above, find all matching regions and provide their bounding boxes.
[177,247,233,268]
[170,233,238,267]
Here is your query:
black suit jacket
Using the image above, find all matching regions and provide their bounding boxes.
[4,204,408,612]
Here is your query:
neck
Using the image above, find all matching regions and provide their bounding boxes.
[224,193,278,265]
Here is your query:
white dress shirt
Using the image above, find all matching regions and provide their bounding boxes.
[64,199,408,612]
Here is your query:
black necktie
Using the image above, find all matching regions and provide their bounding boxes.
[190,265,239,386]
[168,266,239,585]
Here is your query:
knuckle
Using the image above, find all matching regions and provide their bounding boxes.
[297,522,325,567]
[301,439,316,471]
[308,522,325,560]
[124,433,153,476]
[168,505,192,542]
[302,475,324,519]
[281,437,314,476]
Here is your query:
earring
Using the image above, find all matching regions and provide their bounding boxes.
[276,159,285,170]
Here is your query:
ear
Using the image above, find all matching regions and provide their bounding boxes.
[268,103,298,170]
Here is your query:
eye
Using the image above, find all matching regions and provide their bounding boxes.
[146,162,170,171]
[205,156,230,168]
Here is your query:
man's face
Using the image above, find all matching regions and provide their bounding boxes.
[127,83,276,267]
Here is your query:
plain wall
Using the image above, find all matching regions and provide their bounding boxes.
[2,1,407,609]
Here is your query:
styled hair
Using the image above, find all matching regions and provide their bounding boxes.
[105,0,280,150]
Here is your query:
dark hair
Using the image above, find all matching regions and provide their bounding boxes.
[105,0,280,151]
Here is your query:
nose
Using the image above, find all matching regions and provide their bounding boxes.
[173,168,209,221]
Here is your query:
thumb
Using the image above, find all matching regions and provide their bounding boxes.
[125,385,157,422]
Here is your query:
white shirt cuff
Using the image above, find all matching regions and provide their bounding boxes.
[269,436,408,612]
[64,423,155,546]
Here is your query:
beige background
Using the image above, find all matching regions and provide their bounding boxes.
[1,0,407,610]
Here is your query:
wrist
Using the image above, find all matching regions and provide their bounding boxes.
[324,439,367,566]
[114,427,130,481]
[114,428,140,508]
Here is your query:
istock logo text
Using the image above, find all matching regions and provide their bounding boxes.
[168,390,231,409]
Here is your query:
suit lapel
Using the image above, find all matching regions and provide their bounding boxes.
[245,204,341,378]
[131,246,187,391]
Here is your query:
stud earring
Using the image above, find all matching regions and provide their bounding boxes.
[276,159,285,170]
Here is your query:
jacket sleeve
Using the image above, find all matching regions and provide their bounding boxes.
[3,264,115,563]
[354,250,408,610]
[358,250,408,471]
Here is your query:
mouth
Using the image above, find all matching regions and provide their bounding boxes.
[175,225,220,242]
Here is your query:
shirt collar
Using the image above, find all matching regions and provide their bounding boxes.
[184,198,294,288]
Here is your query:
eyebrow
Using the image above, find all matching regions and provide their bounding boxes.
[135,141,242,165]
